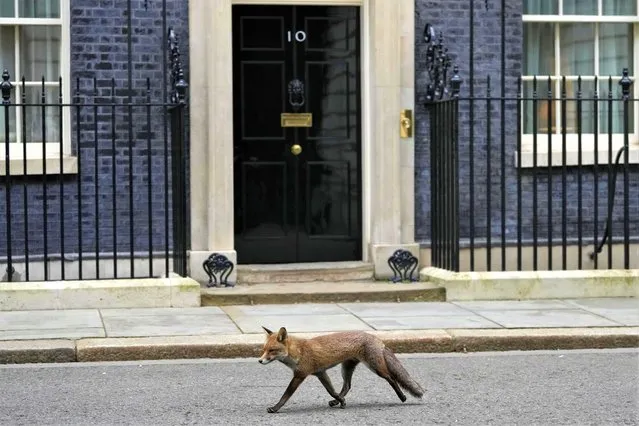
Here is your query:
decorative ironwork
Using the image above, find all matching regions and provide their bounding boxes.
[287,78,305,111]
[203,253,235,287]
[1,266,19,282]
[619,68,633,100]
[387,249,419,283]
[1,70,12,104]
[423,24,462,103]
[168,27,188,105]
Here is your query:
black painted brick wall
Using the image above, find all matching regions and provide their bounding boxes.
[0,0,189,262]
[415,0,638,250]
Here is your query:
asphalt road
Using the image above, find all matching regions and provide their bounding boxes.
[0,349,637,426]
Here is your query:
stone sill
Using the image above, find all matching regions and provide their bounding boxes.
[516,135,639,168]
[0,156,78,176]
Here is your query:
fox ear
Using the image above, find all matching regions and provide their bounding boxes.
[277,327,288,342]
[262,326,273,335]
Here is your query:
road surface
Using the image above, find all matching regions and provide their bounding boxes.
[0,349,637,425]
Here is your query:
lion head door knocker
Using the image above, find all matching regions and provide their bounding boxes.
[288,78,305,112]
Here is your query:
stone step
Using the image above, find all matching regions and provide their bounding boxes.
[236,261,375,285]
[201,281,446,306]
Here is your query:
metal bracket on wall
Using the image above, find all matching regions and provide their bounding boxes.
[202,253,235,288]
[387,249,419,283]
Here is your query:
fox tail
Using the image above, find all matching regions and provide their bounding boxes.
[383,347,425,398]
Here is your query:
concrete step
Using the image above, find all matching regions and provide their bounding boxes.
[201,281,446,306]
[236,261,375,285]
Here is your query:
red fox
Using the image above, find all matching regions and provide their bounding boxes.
[258,326,424,413]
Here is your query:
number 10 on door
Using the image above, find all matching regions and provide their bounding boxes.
[287,30,306,42]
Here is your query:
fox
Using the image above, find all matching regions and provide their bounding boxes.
[258,326,424,413]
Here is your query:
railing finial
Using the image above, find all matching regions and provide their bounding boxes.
[168,27,188,105]
[619,67,633,100]
[1,69,12,104]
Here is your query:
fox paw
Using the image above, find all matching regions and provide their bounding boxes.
[328,398,346,409]
[267,406,279,413]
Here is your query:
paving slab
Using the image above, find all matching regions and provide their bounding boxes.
[0,328,105,340]
[562,298,639,326]
[222,303,349,317]
[473,309,623,328]
[339,302,474,317]
[0,309,104,340]
[563,298,638,310]
[99,307,227,317]
[230,313,373,334]
[101,310,240,338]
[0,309,103,330]
[452,300,574,311]
[360,315,502,330]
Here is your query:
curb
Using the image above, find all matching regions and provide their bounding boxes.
[1,328,637,364]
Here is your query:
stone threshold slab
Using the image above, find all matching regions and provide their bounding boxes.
[202,282,446,305]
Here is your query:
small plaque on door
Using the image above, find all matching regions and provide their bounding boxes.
[281,113,313,128]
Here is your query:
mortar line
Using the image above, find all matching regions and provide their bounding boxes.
[218,305,247,334]
[97,309,108,337]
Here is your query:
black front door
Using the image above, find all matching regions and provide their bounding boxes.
[232,5,362,264]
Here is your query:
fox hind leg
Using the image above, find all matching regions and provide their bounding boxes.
[329,359,359,408]
[364,355,407,403]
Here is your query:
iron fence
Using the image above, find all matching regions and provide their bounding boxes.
[0,28,188,282]
[428,69,636,272]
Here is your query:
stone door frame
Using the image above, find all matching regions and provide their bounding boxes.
[187,0,417,283]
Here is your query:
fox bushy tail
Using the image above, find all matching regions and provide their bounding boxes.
[383,347,424,398]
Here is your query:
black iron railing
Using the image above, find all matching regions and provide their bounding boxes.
[0,28,189,282]
[427,68,636,272]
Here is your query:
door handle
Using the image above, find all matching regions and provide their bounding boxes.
[290,144,303,156]
[400,109,413,138]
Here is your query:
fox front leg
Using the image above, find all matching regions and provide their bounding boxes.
[267,374,306,413]
[314,371,345,409]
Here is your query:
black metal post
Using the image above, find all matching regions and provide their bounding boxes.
[593,77,600,269]
[532,77,538,270]
[58,77,65,280]
[146,78,153,277]
[500,0,506,271]
[560,76,567,270]
[546,76,552,270]
[41,77,48,280]
[1,70,12,281]
[21,78,29,280]
[111,78,118,276]
[76,77,83,279]
[576,77,583,269]
[92,77,99,278]
[619,68,632,269]
[486,75,492,271]
[516,76,522,271]
[469,0,475,271]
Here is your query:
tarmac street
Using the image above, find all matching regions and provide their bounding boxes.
[0,349,636,425]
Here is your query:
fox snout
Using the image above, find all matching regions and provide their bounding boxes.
[259,353,276,364]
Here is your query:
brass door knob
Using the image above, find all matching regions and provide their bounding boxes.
[290,144,302,156]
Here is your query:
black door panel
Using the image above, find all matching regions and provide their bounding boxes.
[233,5,361,264]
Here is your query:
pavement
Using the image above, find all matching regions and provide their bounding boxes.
[0,297,637,364]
